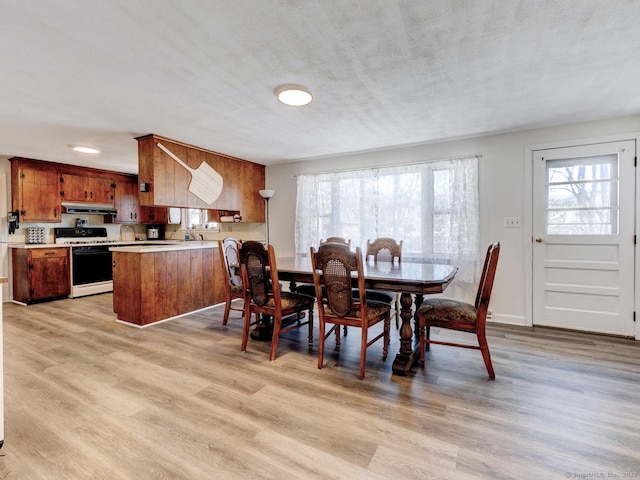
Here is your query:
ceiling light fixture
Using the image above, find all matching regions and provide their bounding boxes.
[275,84,313,106]
[70,145,100,154]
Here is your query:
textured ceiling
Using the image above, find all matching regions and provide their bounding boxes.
[1,0,640,174]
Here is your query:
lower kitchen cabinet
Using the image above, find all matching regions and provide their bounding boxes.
[111,244,224,326]
[12,248,70,304]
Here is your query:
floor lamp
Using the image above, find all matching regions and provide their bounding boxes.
[259,189,275,244]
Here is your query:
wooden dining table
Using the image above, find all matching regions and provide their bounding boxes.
[275,256,458,375]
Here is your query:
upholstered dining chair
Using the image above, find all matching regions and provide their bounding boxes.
[239,241,315,361]
[365,237,403,327]
[415,241,500,379]
[310,242,391,379]
[219,237,244,325]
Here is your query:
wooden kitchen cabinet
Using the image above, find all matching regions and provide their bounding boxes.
[136,134,266,222]
[10,158,61,223]
[60,173,114,204]
[111,175,139,223]
[139,206,169,224]
[12,247,70,304]
[112,244,224,326]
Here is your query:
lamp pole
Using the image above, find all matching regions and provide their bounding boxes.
[258,189,275,245]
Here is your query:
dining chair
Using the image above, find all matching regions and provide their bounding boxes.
[310,242,391,379]
[415,241,500,379]
[219,237,244,325]
[365,237,403,328]
[239,241,315,361]
[299,236,353,335]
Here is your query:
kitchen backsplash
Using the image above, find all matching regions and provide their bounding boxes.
[8,214,265,244]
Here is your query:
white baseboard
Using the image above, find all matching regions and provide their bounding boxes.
[488,313,527,327]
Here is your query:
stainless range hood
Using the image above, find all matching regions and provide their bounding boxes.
[61,202,118,215]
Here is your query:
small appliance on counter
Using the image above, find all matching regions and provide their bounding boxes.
[26,226,46,244]
[146,224,165,240]
[120,225,135,242]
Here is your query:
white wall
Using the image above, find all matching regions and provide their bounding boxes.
[265,115,640,327]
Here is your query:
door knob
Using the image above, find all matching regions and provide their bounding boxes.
[535,237,544,243]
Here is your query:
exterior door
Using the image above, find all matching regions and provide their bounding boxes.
[532,140,636,336]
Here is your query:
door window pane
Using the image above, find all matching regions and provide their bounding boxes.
[546,154,619,234]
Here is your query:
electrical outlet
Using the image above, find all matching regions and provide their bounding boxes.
[504,216,521,228]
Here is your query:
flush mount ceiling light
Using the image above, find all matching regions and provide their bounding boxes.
[275,84,313,106]
[70,145,100,154]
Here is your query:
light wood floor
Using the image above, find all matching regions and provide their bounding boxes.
[0,294,639,479]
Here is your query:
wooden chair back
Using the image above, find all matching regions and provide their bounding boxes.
[238,240,274,307]
[473,241,501,329]
[218,237,244,325]
[221,237,242,288]
[312,242,361,317]
[320,236,351,246]
[365,237,402,263]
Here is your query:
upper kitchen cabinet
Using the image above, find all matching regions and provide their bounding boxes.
[136,134,265,222]
[10,158,61,222]
[110,174,139,223]
[60,173,114,204]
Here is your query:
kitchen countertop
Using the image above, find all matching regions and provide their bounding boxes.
[109,240,219,253]
[7,240,217,249]
[7,242,69,249]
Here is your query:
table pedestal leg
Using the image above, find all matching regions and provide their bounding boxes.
[392,292,420,375]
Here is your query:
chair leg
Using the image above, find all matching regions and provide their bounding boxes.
[241,302,251,352]
[222,298,231,326]
[318,321,326,370]
[359,325,368,379]
[425,325,431,351]
[335,324,341,347]
[269,314,283,361]
[418,321,426,364]
[395,294,400,329]
[307,308,314,345]
[477,330,495,379]
[383,316,390,358]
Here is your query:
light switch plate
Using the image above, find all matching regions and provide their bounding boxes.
[504,216,521,228]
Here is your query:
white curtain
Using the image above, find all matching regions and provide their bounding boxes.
[295,157,480,282]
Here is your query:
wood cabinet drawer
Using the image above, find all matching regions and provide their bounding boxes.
[30,248,69,259]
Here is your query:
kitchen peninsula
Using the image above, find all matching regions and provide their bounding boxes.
[110,241,225,327]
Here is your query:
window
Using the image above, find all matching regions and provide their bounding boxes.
[295,157,480,282]
[181,209,218,230]
[545,154,619,234]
